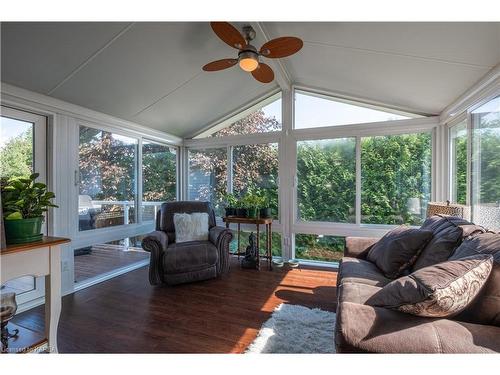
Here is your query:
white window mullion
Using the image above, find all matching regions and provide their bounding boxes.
[227,145,233,194]
[355,136,361,225]
[137,138,143,224]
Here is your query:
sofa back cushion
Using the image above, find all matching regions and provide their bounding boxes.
[412,215,485,271]
[366,254,494,318]
[449,233,500,326]
[366,226,433,279]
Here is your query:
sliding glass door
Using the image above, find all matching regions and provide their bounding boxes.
[75,125,178,285]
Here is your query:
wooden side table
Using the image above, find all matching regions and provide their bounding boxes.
[1,236,70,353]
[222,216,273,271]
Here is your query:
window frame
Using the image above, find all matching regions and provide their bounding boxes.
[445,92,500,229]
[73,119,179,249]
[293,87,423,131]
[185,87,437,265]
[141,138,179,223]
[186,142,282,224]
[447,114,469,206]
[290,88,437,261]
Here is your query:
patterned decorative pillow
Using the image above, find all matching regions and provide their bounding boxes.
[366,226,433,279]
[173,212,209,243]
[366,254,494,318]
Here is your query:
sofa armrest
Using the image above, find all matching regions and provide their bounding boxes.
[209,226,233,275]
[336,302,500,353]
[141,231,169,285]
[344,237,379,259]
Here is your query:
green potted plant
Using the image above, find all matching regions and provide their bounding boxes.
[1,173,58,244]
[243,193,260,219]
[223,193,238,217]
[256,191,271,218]
[235,196,247,218]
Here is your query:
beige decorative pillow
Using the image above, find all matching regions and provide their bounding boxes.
[173,212,209,243]
[366,254,494,318]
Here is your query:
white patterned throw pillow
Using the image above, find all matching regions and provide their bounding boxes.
[173,212,209,243]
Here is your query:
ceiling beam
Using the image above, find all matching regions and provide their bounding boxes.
[250,22,292,91]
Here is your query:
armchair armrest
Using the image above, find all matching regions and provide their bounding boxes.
[209,226,233,275]
[142,231,169,285]
[344,237,379,259]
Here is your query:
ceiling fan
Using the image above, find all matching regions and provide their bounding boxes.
[202,22,303,83]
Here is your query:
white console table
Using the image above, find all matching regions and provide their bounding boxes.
[1,237,70,353]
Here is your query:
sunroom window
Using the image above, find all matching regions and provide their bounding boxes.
[194,93,282,138]
[294,90,419,129]
[471,96,500,231]
[187,147,228,217]
[297,138,356,223]
[361,132,432,225]
[449,120,467,205]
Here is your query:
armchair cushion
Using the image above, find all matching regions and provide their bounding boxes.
[163,241,218,274]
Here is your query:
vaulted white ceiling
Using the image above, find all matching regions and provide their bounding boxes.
[2,22,499,137]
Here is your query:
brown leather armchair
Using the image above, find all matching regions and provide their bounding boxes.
[141,201,233,286]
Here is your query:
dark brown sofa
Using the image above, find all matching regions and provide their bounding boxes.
[335,217,500,353]
[142,201,233,286]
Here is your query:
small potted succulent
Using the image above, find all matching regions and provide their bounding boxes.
[1,173,58,244]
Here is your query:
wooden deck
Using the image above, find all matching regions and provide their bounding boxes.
[12,257,337,353]
[74,244,149,283]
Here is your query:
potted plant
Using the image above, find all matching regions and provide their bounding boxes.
[257,192,272,218]
[223,193,238,217]
[235,197,247,218]
[1,173,58,244]
[243,193,261,219]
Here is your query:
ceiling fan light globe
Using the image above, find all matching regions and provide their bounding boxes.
[239,57,259,72]
[238,50,259,72]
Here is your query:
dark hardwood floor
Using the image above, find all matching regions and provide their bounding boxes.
[12,257,337,353]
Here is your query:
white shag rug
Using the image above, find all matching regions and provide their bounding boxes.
[245,304,336,354]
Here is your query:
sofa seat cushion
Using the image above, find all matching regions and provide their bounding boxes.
[163,241,218,274]
[337,282,382,305]
[339,257,393,287]
[366,226,433,279]
[449,233,500,326]
[335,301,500,353]
[366,254,494,318]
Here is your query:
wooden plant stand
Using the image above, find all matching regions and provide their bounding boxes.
[222,216,273,271]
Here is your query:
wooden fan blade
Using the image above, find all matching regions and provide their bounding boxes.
[202,59,238,72]
[259,37,303,58]
[251,63,274,83]
[210,22,246,49]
